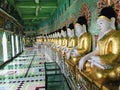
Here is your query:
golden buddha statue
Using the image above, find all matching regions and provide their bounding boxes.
[51,32,55,47]
[66,16,92,79]
[48,33,51,46]
[65,23,77,60]
[37,34,42,43]
[52,31,58,51]
[79,6,120,83]
[43,34,47,44]
[59,26,68,58]
[53,32,57,48]
[51,33,54,45]
[56,29,62,53]
[58,29,62,48]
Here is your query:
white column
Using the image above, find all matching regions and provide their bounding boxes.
[20,37,21,52]
[20,37,23,52]
[2,32,8,62]
[11,35,15,57]
[16,35,19,54]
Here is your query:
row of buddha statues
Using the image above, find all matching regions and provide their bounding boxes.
[38,6,120,84]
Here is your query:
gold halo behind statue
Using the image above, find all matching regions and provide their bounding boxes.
[70,14,76,25]
[79,3,90,26]
[97,0,120,25]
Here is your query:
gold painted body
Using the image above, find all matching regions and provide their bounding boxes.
[65,36,77,59]
[56,37,62,54]
[59,37,68,57]
[66,32,92,80]
[62,37,68,48]
[83,30,120,83]
[67,36,77,49]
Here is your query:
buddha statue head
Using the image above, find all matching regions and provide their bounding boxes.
[97,6,117,33]
[54,31,57,38]
[67,23,75,38]
[52,32,55,38]
[54,32,56,38]
[50,33,52,39]
[75,16,88,38]
[46,34,48,38]
[61,26,67,38]
[58,29,62,38]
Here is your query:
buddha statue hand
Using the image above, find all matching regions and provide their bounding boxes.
[90,56,101,63]
[52,44,55,48]
[61,47,64,50]
[62,47,67,55]
[52,44,54,48]
[66,47,69,52]
[62,48,65,55]
[90,56,113,69]
[88,59,113,70]
[57,46,61,51]
[67,50,72,60]
[79,52,95,70]
[56,45,59,48]
[72,49,80,57]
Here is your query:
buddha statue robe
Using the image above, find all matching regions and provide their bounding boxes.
[82,30,120,82]
[79,6,120,83]
[67,32,91,72]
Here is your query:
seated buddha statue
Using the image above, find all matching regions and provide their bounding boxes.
[56,29,62,52]
[48,33,53,47]
[51,32,55,48]
[79,6,120,82]
[52,31,58,50]
[53,32,57,48]
[66,16,92,77]
[48,33,51,45]
[64,23,77,60]
[58,26,68,57]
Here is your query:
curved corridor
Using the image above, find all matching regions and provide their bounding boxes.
[0,48,70,90]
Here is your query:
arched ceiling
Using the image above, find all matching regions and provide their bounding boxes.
[9,0,59,27]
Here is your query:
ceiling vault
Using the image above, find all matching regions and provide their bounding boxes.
[9,0,58,26]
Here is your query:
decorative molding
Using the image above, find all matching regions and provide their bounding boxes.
[70,14,76,25]
[79,3,90,25]
[0,8,22,27]
[114,0,120,25]
[59,25,62,29]
[97,0,120,25]
[63,19,68,27]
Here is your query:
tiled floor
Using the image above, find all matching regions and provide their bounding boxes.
[0,48,71,90]
[0,48,46,90]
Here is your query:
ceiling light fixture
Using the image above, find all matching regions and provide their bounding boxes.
[36,6,39,16]
[35,0,39,4]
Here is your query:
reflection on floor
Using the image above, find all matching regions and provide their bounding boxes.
[0,48,46,90]
[0,48,70,90]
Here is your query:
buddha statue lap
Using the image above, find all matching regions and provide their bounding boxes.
[79,6,120,83]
